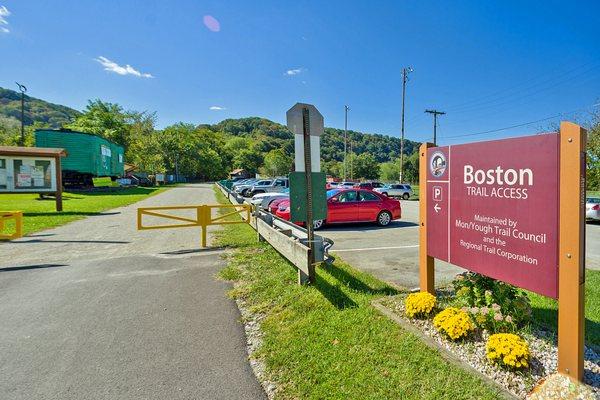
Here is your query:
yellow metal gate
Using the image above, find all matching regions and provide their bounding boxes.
[137,204,251,247]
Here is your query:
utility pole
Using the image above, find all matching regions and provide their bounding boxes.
[399,67,413,183]
[425,109,445,145]
[343,105,349,181]
[15,82,27,146]
[349,140,353,180]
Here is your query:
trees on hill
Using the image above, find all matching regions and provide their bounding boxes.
[0,93,427,182]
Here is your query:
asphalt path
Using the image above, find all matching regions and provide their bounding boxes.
[324,200,600,289]
[0,184,266,400]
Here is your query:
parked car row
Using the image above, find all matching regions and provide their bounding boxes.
[232,177,408,230]
[232,177,289,197]
[326,181,413,200]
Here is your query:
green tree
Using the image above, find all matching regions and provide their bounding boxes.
[379,160,400,182]
[67,100,129,146]
[402,151,420,184]
[350,153,380,180]
[587,114,600,191]
[262,149,292,176]
[233,147,263,174]
[128,132,165,174]
[322,160,343,178]
[198,148,225,180]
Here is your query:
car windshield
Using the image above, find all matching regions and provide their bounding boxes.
[588,198,600,204]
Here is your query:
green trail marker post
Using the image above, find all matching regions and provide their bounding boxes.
[286,103,326,284]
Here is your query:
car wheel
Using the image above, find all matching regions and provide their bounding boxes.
[313,219,324,230]
[402,193,410,200]
[377,211,392,226]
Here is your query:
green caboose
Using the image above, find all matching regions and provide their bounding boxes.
[35,128,125,187]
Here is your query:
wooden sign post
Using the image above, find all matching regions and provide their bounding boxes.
[557,122,586,380]
[419,122,586,381]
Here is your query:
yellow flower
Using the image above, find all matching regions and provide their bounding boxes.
[405,292,437,318]
[486,333,530,370]
[433,307,474,340]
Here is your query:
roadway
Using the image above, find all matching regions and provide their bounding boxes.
[0,184,266,400]
[325,200,600,289]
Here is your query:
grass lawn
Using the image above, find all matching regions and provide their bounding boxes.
[0,186,168,235]
[93,177,118,187]
[213,187,503,400]
[527,270,600,347]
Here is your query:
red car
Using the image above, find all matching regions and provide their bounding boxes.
[275,188,401,229]
[268,197,289,214]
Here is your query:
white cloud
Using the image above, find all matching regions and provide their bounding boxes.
[285,68,303,76]
[0,5,11,34]
[209,106,226,111]
[94,56,154,78]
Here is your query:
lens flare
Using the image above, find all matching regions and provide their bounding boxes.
[203,15,220,32]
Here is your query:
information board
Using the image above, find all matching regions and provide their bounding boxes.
[426,133,559,298]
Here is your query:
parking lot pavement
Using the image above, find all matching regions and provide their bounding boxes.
[0,184,266,400]
[325,200,600,290]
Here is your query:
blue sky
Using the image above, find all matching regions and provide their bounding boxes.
[1,1,599,145]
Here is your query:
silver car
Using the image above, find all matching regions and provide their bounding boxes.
[234,179,260,196]
[374,184,413,200]
[587,197,600,221]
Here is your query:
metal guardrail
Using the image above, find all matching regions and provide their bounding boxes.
[137,204,251,247]
[216,182,334,283]
[0,211,24,240]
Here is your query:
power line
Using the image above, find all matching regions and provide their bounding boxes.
[440,103,600,140]
[403,62,600,131]
[443,62,599,112]
[444,65,600,115]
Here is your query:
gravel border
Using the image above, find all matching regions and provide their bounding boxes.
[378,295,599,399]
[235,295,278,399]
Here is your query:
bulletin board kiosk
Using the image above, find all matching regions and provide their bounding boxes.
[0,146,67,211]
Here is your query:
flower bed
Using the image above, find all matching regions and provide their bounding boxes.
[380,292,600,399]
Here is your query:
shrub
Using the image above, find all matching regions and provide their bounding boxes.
[463,304,516,333]
[453,272,531,330]
[433,307,474,340]
[405,292,436,318]
[486,333,530,369]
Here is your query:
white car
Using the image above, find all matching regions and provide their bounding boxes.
[587,197,600,221]
[374,184,413,200]
[250,192,289,210]
[339,181,357,188]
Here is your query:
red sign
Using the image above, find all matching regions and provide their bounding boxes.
[427,134,559,298]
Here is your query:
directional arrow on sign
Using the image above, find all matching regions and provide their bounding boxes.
[434,203,441,213]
